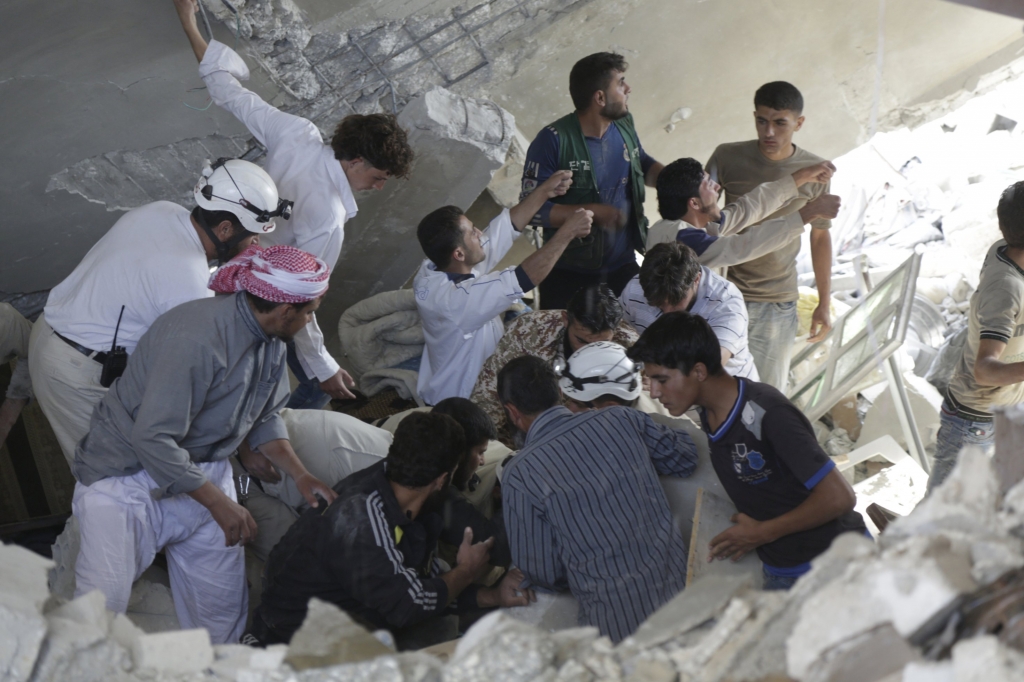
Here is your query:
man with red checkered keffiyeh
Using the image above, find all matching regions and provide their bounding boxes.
[71,245,338,645]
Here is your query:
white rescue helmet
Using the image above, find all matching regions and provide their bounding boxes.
[556,340,642,404]
[194,158,292,235]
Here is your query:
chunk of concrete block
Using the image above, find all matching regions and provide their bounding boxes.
[787,535,976,680]
[447,611,556,682]
[857,374,942,451]
[124,579,180,633]
[325,87,515,358]
[31,590,132,682]
[211,642,288,680]
[131,628,213,675]
[285,598,392,671]
[628,573,752,649]
[951,635,1024,682]
[802,622,921,682]
[0,541,54,682]
[994,404,1024,496]
[903,660,954,682]
[884,447,1000,544]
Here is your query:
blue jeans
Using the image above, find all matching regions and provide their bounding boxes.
[746,301,799,392]
[285,342,331,411]
[927,403,995,493]
[762,567,799,591]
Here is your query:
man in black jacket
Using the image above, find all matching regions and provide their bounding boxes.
[250,412,533,648]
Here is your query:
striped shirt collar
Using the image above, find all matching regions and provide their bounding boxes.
[524,405,573,446]
[704,377,746,443]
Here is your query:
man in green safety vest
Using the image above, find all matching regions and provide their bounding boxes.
[521,52,664,310]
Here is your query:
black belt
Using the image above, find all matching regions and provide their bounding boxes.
[54,332,109,365]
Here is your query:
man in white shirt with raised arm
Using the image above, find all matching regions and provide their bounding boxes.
[174,0,415,409]
[414,171,593,404]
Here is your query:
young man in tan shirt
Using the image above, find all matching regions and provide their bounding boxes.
[706,82,833,391]
[929,181,1024,491]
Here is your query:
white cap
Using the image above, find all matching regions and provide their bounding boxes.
[194,159,288,234]
[557,341,642,403]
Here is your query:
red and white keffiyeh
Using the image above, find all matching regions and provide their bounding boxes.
[209,245,330,303]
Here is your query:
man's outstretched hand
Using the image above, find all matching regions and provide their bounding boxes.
[320,368,358,400]
[708,513,770,562]
[456,527,494,578]
[172,0,209,62]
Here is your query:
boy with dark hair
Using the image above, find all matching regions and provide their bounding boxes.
[251,411,533,649]
[706,81,835,391]
[175,0,416,409]
[647,158,839,270]
[413,173,593,404]
[470,283,638,445]
[498,355,697,642]
[521,52,664,309]
[626,312,865,590]
[930,181,1024,490]
[620,243,758,379]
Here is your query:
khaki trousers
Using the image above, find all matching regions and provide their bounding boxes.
[28,314,107,466]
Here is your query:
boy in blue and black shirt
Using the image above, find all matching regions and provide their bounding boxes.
[627,311,866,589]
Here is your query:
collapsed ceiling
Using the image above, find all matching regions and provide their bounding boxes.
[2,0,1024,358]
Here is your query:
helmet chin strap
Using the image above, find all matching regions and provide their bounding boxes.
[196,211,252,264]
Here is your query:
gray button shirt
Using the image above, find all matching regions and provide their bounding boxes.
[74,293,290,497]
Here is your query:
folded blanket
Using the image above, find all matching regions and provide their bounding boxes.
[338,290,424,402]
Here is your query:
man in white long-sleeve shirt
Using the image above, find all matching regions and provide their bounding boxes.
[175,0,415,409]
[414,171,593,404]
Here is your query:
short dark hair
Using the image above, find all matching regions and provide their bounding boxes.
[244,291,310,314]
[191,206,245,235]
[754,81,804,114]
[639,243,702,308]
[385,412,464,488]
[627,311,724,376]
[657,158,705,221]
[566,284,623,333]
[417,205,466,269]
[497,356,561,417]
[998,181,1024,248]
[569,52,628,111]
[432,397,497,491]
[331,113,414,178]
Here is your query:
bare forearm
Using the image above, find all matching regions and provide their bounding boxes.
[253,438,308,480]
[519,231,573,285]
[510,191,554,231]
[810,229,832,304]
[759,473,853,543]
[645,162,665,187]
[187,480,227,509]
[975,358,1024,387]
[548,203,595,229]
[176,5,209,62]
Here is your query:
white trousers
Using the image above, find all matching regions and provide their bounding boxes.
[28,314,107,466]
[73,459,247,644]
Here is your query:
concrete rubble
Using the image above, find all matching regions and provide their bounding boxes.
[9,440,1024,682]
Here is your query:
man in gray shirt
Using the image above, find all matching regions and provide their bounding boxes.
[72,245,338,644]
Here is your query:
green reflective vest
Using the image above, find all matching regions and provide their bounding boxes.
[543,112,649,271]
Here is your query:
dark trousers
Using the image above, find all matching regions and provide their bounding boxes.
[538,259,640,310]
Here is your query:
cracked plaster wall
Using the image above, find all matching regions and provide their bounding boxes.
[3,0,1024,340]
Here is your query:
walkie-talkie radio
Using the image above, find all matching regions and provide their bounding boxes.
[100,305,128,388]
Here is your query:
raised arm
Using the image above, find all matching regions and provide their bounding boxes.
[173,0,208,62]
[717,161,836,237]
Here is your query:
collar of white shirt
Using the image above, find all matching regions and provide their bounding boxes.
[324,150,359,221]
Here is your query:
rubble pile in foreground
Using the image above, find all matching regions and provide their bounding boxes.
[4,446,1024,682]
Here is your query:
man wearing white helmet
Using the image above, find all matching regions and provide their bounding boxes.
[29,158,287,465]
[557,340,642,412]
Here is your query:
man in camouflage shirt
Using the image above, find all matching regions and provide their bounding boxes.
[471,285,637,445]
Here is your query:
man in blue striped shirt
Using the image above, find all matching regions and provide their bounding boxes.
[498,355,697,642]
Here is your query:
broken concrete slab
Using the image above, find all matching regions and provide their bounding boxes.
[628,573,753,650]
[131,628,213,675]
[687,488,763,588]
[801,622,921,682]
[787,535,976,680]
[284,597,393,671]
[857,373,943,451]
[446,611,558,682]
[903,660,954,682]
[951,635,1024,682]
[502,591,579,633]
[994,403,1024,496]
[0,542,54,682]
